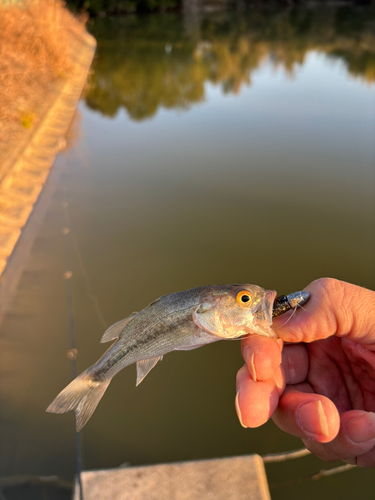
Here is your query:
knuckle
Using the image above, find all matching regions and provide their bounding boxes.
[302,440,336,462]
[311,278,352,337]
[312,278,346,310]
[311,277,344,299]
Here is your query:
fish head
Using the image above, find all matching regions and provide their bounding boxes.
[193,284,278,339]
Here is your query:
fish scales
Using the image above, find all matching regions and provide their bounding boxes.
[84,288,217,385]
[93,302,206,381]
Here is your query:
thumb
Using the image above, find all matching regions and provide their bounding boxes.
[273,278,375,348]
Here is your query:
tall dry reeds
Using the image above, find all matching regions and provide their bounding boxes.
[0,0,86,148]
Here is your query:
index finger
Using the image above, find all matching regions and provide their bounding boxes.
[273,278,375,347]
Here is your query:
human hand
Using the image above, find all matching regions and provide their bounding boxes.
[235,278,375,467]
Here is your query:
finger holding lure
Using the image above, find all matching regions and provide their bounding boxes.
[47,284,310,431]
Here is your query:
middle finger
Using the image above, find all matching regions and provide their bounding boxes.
[235,342,309,428]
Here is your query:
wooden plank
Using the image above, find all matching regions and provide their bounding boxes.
[74,454,271,500]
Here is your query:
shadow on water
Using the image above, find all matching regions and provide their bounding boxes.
[1,5,375,500]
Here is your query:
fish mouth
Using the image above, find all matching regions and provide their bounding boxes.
[253,290,277,332]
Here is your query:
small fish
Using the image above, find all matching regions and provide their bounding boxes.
[46,284,309,431]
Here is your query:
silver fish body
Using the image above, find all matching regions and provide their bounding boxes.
[47,284,276,431]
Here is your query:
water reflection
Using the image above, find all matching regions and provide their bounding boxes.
[87,7,375,120]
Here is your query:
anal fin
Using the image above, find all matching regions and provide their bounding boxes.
[136,356,163,386]
[101,313,137,343]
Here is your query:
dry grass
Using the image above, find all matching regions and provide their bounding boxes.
[0,0,87,152]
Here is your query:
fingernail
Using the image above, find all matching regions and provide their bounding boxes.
[297,400,329,437]
[244,347,257,382]
[235,391,248,428]
[345,413,375,444]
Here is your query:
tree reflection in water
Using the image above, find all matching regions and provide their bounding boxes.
[86,6,375,121]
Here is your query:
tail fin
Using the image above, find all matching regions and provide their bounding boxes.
[46,370,111,432]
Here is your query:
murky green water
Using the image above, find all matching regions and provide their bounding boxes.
[1,5,375,499]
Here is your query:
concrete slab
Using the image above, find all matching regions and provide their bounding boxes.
[74,454,271,500]
[0,27,95,327]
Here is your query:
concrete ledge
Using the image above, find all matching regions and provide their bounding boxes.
[0,28,95,327]
[74,454,271,500]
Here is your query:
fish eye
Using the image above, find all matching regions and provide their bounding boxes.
[236,290,253,306]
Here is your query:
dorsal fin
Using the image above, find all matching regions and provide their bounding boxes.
[136,356,163,386]
[100,313,137,343]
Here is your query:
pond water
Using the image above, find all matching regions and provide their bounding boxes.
[1,5,375,499]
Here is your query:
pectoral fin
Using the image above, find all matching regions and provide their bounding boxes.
[136,356,163,386]
[100,313,137,343]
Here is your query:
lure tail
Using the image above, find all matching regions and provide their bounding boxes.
[46,370,112,432]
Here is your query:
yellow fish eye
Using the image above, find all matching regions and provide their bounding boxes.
[236,290,253,306]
